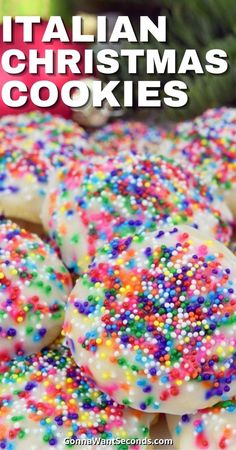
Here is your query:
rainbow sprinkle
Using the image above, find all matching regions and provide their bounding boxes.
[64,225,236,414]
[0,218,72,361]
[90,120,172,156]
[0,112,92,222]
[168,108,236,214]
[167,398,236,449]
[42,153,232,274]
[0,344,153,449]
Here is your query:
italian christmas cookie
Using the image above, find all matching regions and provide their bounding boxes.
[169,107,236,216]
[64,225,236,414]
[90,120,173,157]
[167,398,236,450]
[0,344,155,450]
[42,153,232,273]
[0,111,92,223]
[0,219,72,361]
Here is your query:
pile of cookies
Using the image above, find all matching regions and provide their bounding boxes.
[0,107,235,449]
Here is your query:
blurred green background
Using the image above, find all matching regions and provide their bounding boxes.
[1,0,236,122]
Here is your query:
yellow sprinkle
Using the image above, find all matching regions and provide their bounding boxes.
[81,413,88,420]
[120,431,127,437]
[92,392,99,399]
[117,258,123,264]
[216,347,223,355]
[206,240,213,246]
[26,174,34,181]
[102,373,109,380]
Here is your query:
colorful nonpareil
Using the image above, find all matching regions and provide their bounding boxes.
[0,112,90,223]
[0,345,154,449]
[90,120,172,156]
[42,154,232,274]
[64,225,236,414]
[167,398,236,450]
[0,219,72,361]
[168,107,236,216]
